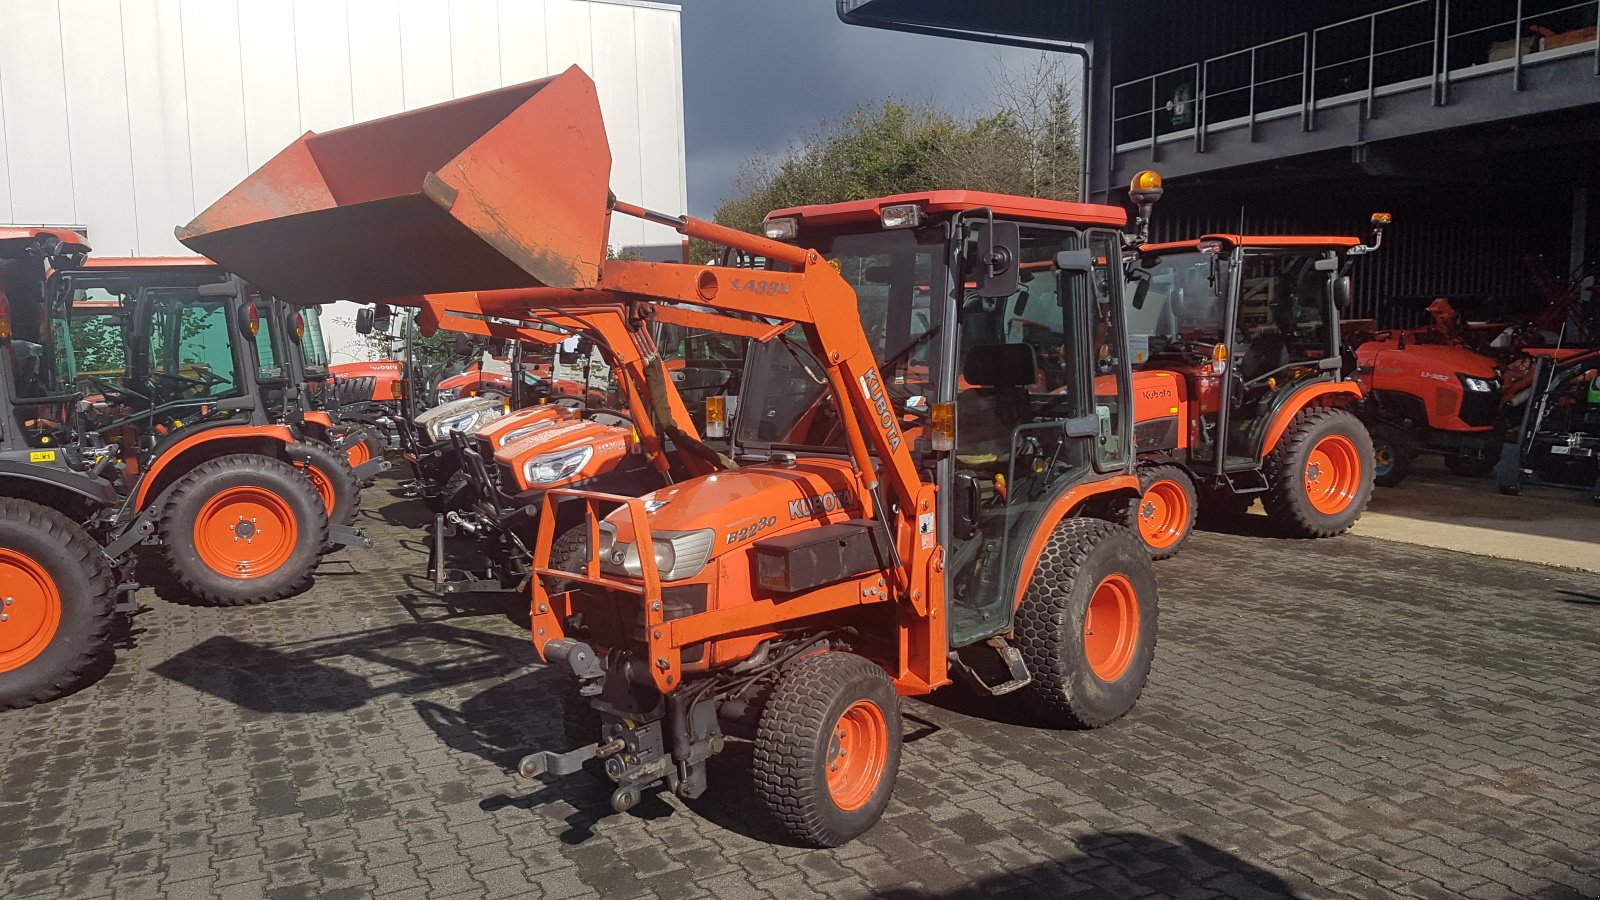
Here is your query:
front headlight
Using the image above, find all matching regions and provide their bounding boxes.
[497,420,555,447]
[1460,376,1495,393]
[523,446,593,485]
[427,410,481,440]
[598,525,717,582]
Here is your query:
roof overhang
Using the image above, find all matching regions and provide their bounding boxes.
[836,0,1094,46]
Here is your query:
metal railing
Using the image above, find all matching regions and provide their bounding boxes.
[1112,0,1600,156]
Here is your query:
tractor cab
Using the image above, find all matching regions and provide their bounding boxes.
[1125,234,1360,471]
[1,229,93,456]
[756,191,1137,645]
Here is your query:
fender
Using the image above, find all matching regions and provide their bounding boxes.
[1010,473,1141,608]
[1259,381,1363,455]
[0,460,119,509]
[133,424,295,511]
[302,410,333,428]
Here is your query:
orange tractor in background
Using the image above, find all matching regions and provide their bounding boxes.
[180,66,1161,847]
[1114,184,1381,557]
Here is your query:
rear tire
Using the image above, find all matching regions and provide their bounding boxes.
[1013,518,1158,729]
[160,454,328,606]
[0,499,116,709]
[753,651,901,847]
[1120,464,1196,560]
[291,440,361,534]
[1262,407,1373,538]
[436,469,477,514]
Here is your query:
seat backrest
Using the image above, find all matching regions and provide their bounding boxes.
[963,343,1036,387]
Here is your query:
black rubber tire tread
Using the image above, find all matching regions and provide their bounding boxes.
[1444,453,1494,478]
[159,454,328,606]
[436,469,477,514]
[0,498,117,709]
[1014,517,1159,730]
[1261,406,1374,538]
[1370,427,1414,488]
[752,651,902,848]
[1119,463,1198,560]
[290,441,361,528]
[334,424,388,483]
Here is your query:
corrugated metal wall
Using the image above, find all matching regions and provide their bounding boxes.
[0,0,686,257]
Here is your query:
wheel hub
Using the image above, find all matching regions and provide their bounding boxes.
[1306,462,1323,483]
[1140,500,1156,521]
[233,517,258,542]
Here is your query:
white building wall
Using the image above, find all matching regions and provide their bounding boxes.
[0,0,686,362]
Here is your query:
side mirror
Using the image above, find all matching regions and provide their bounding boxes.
[372,303,393,333]
[952,473,981,541]
[1334,275,1353,313]
[1128,269,1152,310]
[1055,249,1094,273]
[1012,289,1030,317]
[354,307,374,335]
[197,282,240,298]
[970,221,1020,299]
[453,333,474,355]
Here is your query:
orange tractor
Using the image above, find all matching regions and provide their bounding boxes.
[180,67,1160,847]
[1115,190,1382,557]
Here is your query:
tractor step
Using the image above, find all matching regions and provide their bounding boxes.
[949,637,1032,696]
[1222,469,1270,494]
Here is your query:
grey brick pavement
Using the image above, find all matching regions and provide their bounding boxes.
[2,481,1597,899]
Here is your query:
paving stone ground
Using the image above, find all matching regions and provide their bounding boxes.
[2,477,1597,900]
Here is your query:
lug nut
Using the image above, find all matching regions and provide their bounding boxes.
[655,657,669,670]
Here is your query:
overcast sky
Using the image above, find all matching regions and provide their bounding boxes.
[679,1,1062,217]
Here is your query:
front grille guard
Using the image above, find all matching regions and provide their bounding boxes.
[531,489,676,691]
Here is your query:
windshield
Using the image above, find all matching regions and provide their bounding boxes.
[735,227,945,451]
[1125,249,1226,364]
[301,306,330,372]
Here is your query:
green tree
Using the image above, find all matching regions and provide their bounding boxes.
[694,57,1081,260]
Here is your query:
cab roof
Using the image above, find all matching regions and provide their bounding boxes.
[1141,234,1361,253]
[82,255,217,269]
[0,227,90,258]
[766,190,1128,229]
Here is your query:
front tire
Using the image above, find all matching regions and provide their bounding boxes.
[160,454,328,606]
[1120,464,1197,560]
[1013,518,1158,729]
[1370,427,1413,487]
[0,499,116,709]
[753,651,901,847]
[1262,407,1374,538]
[291,440,361,534]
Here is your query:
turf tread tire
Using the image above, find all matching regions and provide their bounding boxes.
[1014,518,1158,730]
[1119,464,1197,560]
[0,498,116,709]
[159,454,328,606]
[753,651,901,848]
[1261,406,1374,538]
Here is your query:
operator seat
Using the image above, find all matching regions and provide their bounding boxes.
[955,343,1036,468]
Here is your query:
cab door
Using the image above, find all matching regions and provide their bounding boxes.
[945,226,1133,646]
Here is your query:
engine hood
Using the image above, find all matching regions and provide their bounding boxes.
[495,418,631,467]
[414,396,502,427]
[1357,338,1498,381]
[603,459,863,552]
[478,404,575,448]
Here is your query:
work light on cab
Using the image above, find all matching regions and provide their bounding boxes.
[704,396,728,438]
[763,217,799,240]
[880,204,923,230]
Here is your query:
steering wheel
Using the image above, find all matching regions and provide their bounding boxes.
[83,375,150,406]
[152,369,231,392]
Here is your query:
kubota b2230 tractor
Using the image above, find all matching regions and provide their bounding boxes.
[1115,184,1381,557]
[178,66,1160,847]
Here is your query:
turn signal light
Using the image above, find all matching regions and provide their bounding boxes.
[705,396,728,438]
[1211,343,1228,375]
[289,311,305,342]
[1371,212,1393,225]
[930,402,954,451]
[245,303,260,337]
[0,293,11,341]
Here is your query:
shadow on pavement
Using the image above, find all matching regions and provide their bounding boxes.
[873,832,1302,898]
[150,622,535,713]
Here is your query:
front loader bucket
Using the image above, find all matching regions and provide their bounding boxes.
[177,66,611,304]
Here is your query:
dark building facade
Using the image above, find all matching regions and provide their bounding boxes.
[839,0,1599,325]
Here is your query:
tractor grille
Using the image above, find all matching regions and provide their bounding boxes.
[569,584,708,662]
[1134,416,1180,453]
[1458,389,1498,428]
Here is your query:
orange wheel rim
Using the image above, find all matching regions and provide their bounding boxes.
[193,486,299,579]
[0,549,62,673]
[826,699,889,812]
[1084,574,1140,682]
[345,439,370,468]
[298,462,337,516]
[1136,479,1189,549]
[1304,434,1361,515]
